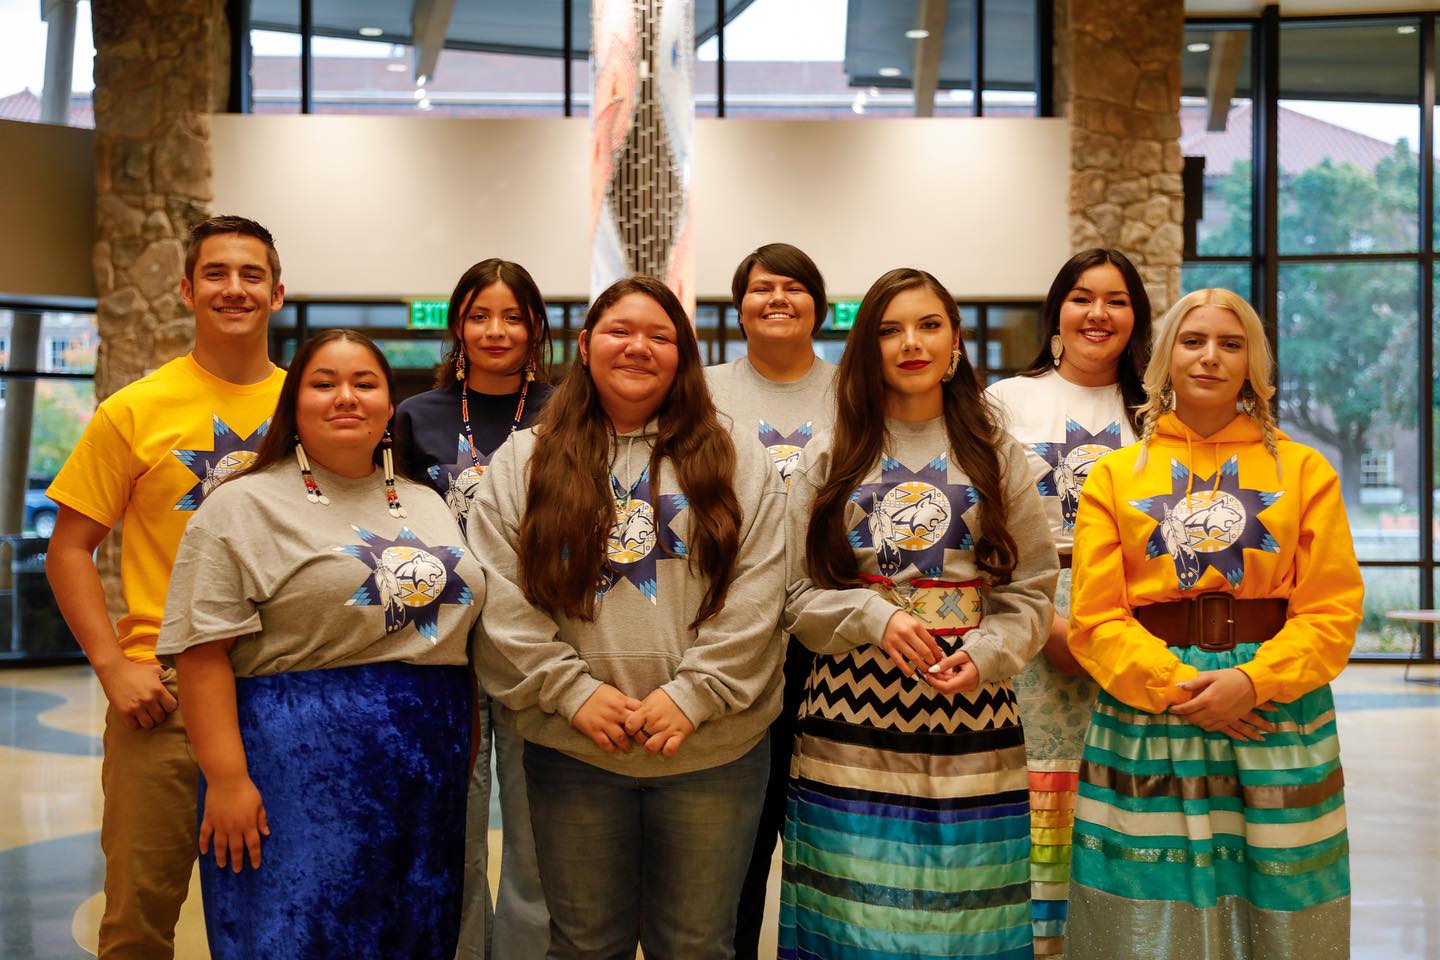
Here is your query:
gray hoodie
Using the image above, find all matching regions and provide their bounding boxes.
[468,422,788,776]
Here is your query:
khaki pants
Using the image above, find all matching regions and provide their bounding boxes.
[98,666,199,959]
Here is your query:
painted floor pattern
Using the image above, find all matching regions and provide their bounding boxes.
[3,663,1439,959]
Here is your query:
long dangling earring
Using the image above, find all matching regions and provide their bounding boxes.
[942,347,961,383]
[295,437,330,505]
[1050,334,1063,368]
[454,344,467,384]
[1159,381,1174,412]
[381,429,407,519]
[1241,382,1259,417]
[524,358,536,383]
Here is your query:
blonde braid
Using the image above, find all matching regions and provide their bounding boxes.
[1253,393,1283,480]
[1132,384,1169,471]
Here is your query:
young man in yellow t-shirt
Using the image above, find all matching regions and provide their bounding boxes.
[46,215,288,959]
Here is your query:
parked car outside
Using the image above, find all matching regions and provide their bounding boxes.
[25,488,57,539]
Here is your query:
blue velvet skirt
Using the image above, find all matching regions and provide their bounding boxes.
[199,661,472,960]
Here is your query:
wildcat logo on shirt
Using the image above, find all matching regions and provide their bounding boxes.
[171,414,270,511]
[427,435,486,535]
[848,455,977,577]
[758,421,814,488]
[1128,457,1283,590]
[1034,419,1122,531]
[337,526,473,640]
[598,468,689,604]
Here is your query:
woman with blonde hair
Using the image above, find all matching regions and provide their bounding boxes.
[1065,288,1362,959]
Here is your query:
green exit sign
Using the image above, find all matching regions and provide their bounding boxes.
[829,301,860,330]
[409,300,449,330]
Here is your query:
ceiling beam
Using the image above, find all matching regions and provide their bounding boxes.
[911,0,949,117]
[1206,30,1245,131]
[412,0,458,84]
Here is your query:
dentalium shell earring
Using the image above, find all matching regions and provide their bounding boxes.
[295,437,330,505]
[382,430,407,519]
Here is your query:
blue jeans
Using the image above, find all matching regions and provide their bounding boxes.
[524,736,770,960]
[456,690,550,960]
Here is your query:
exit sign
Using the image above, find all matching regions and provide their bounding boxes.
[829,301,860,330]
[409,300,449,330]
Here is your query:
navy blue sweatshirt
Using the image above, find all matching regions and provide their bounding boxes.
[394,381,555,535]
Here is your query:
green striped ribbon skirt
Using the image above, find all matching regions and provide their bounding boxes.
[779,641,1034,960]
[1068,641,1349,960]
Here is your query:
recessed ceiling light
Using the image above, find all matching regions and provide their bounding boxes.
[386,63,405,72]
[413,88,425,100]
[1187,42,1210,52]
[905,29,930,40]
[851,98,866,115]
[417,74,429,87]
[867,86,880,97]
[359,26,383,37]
[878,66,902,78]
[1398,25,1418,35]
[418,98,433,111]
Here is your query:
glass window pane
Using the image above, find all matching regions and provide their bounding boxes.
[982,0,1036,116]
[1278,261,1420,560]
[813,336,847,366]
[373,338,442,370]
[1181,262,1252,301]
[1279,19,1420,255]
[308,304,409,329]
[1181,25,1253,256]
[1354,566,1419,657]
[986,305,1041,377]
[0,310,98,374]
[252,26,302,113]
[721,0,919,119]
[0,0,95,128]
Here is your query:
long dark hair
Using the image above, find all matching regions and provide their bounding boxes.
[807,268,1018,586]
[435,258,553,388]
[520,276,740,627]
[1018,248,1151,432]
[248,329,398,475]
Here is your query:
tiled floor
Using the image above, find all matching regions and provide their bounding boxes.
[3,663,1438,959]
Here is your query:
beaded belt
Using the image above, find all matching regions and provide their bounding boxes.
[862,574,985,647]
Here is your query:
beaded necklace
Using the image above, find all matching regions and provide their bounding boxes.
[460,376,530,466]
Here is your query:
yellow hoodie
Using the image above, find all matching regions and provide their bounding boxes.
[1068,411,1362,713]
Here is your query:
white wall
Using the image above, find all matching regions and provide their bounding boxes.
[211,114,1070,302]
[0,119,95,299]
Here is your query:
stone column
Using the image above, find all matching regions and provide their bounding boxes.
[1055,0,1184,313]
[90,0,229,402]
[589,0,696,313]
[89,0,228,613]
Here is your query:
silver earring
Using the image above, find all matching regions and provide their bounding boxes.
[1050,335,1063,368]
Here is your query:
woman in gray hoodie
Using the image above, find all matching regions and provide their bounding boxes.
[468,275,788,960]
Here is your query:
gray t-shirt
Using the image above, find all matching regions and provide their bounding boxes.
[157,461,481,677]
[704,355,836,488]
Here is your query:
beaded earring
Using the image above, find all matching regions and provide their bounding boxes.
[1241,382,1259,417]
[1160,382,1175,412]
[294,438,330,505]
[941,348,961,383]
[381,430,407,519]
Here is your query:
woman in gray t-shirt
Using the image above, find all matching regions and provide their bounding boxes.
[157,330,482,960]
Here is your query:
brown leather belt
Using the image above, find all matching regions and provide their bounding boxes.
[1135,594,1288,652]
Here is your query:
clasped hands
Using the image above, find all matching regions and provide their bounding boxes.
[881,610,980,695]
[1170,667,1278,742]
[572,684,694,757]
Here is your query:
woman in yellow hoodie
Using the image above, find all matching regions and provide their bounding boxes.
[1065,288,1362,960]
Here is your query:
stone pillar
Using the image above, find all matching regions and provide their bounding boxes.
[89,0,228,613]
[1055,0,1184,313]
[90,0,229,402]
[589,0,696,313]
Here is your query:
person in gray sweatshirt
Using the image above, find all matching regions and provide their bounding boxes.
[468,275,787,960]
[704,242,835,960]
[780,268,1058,959]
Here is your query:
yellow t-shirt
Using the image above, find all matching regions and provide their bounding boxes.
[48,353,286,664]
